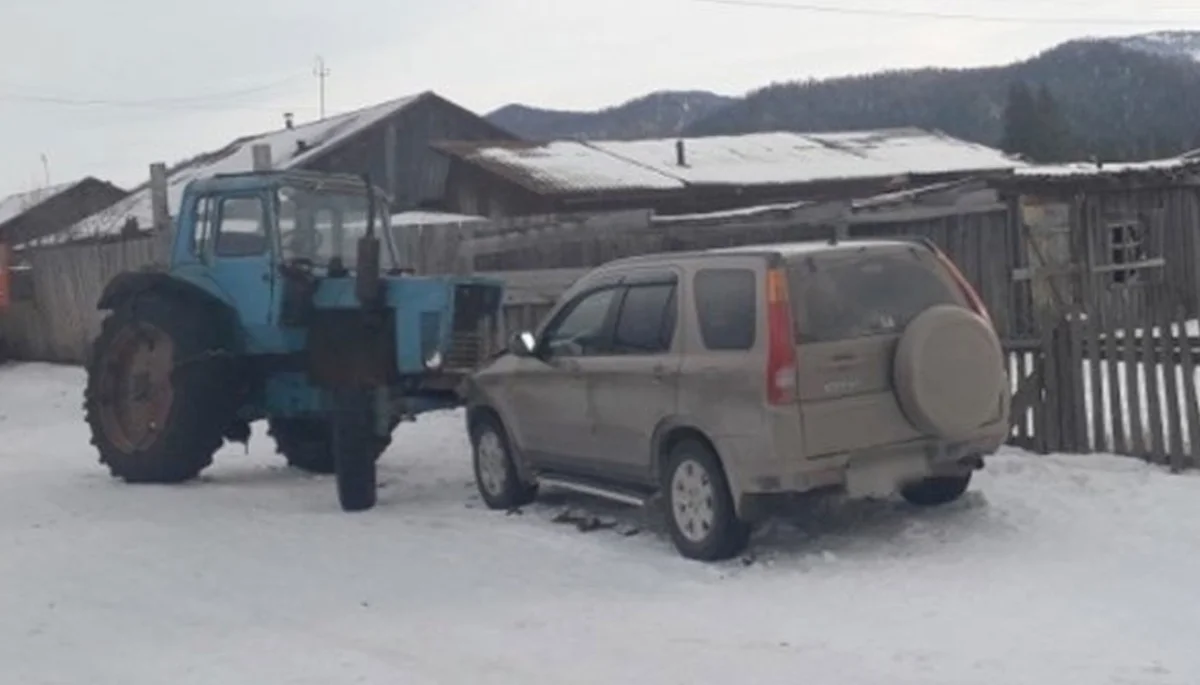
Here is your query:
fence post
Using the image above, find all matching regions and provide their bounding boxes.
[149,162,171,263]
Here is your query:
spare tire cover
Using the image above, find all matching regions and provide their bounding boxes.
[893,304,1005,440]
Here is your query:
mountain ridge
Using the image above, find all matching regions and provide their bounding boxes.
[485,32,1200,162]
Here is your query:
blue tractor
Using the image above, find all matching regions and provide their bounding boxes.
[83,170,504,511]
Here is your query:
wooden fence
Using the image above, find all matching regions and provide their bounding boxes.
[1004,284,1200,469]
[0,236,165,363]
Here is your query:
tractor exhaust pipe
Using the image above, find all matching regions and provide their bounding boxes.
[355,174,382,307]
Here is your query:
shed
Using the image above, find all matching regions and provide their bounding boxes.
[0,178,127,247]
[434,128,1024,218]
[994,155,1200,329]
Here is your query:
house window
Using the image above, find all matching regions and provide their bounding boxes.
[1109,220,1147,285]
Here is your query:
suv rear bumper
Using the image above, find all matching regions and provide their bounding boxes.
[723,419,1008,517]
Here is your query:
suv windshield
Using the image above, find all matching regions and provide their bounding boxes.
[276,184,397,271]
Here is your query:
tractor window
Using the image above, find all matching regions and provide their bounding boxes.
[277,185,397,271]
[191,195,216,259]
[215,196,268,258]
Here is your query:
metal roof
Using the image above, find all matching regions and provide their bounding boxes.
[33,93,426,248]
[436,128,1024,197]
[435,140,685,195]
[1011,153,1200,181]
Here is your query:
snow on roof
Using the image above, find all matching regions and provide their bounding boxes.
[391,210,489,226]
[0,181,79,228]
[438,128,1023,196]
[33,94,423,248]
[594,129,1023,187]
[1012,154,1200,180]
[436,140,685,195]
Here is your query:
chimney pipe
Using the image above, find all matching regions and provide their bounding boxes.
[284,112,294,130]
[676,139,686,167]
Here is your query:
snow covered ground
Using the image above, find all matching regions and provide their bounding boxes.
[2,362,1200,684]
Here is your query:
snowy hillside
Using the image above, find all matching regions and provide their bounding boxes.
[1115,31,1200,63]
[2,362,1199,683]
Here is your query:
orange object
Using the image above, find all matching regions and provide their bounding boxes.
[0,243,10,310]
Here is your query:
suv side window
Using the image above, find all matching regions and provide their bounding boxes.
[612,282,677,354]
[694,268,756,350]
[541,287,619,357]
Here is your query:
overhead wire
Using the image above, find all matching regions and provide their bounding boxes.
[0,73,308,111]
[687,0,1200,25]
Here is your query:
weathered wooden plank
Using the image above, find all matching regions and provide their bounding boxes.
[1160,298,1187,470]
[1120,294,1145,459]
[1039,327,1061,453]
[1083,306,1107,453]
[1103,297,1127,455]
[1172,302,1200,468]
[1142,287,1165,463]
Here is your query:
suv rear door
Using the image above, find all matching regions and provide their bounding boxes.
[786,243,971,457]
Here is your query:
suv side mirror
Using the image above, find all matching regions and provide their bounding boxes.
[510,331,538,357]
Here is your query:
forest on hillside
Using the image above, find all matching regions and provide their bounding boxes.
[488,39,1200,163]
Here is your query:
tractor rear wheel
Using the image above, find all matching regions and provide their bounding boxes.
[84,294,237,483]
[268,417,396,475]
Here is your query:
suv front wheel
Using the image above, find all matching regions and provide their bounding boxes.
[470,413,538,510]
[662,438,750,561]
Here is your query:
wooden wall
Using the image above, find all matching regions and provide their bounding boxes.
[425,196,1031,341]
[0,236,165,363]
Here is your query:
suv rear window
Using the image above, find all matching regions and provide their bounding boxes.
[694,268,756,350]
[788,246,967,343]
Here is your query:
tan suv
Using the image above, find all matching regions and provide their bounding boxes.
[463,238,1011,561]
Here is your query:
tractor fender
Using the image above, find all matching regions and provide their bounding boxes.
[98,271,228,312]
[97,271,239,346]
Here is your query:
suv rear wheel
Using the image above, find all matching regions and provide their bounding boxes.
[900,472,972,507]
[662,438,749,561]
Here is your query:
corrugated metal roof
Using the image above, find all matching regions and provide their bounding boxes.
[436,128,1023,196]
[32,93,425,248]
[436,140,685,195]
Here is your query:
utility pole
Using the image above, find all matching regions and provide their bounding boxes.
[313,56,330,120]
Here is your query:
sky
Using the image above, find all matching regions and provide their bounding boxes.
[1,0,1199,195]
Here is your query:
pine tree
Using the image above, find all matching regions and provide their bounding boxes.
[1001,81,1038,160]
[1033,85,1075,162]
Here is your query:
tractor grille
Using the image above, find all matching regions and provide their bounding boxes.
[444,283,502,372]
[446,330,486,371]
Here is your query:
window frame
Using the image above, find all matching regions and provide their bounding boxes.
[537,284,623,359]
[609,274,680,356]
[692,267,759,352]
[212,192,272,259]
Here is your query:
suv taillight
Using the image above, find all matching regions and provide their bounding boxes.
[930,245,992,327]
[765,267,797,405]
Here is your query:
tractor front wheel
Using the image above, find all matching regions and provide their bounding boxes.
[332,393,381,512]
[84,294,237,483]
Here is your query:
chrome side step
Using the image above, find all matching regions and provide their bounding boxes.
[537,474,650,508]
